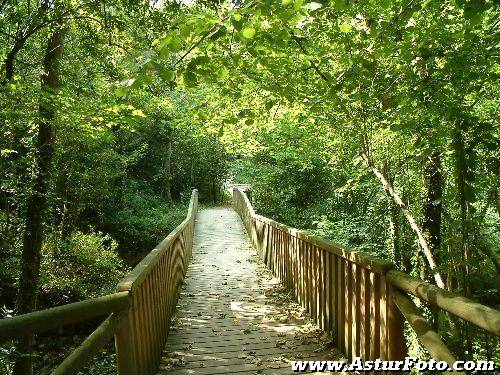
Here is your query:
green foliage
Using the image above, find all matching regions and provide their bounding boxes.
[40,232,129,305]
[108,183,188,253]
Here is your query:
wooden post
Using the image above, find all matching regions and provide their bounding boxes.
[115,311,137,375]
[387,285,407,360]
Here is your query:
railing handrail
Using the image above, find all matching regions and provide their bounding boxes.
[0,291,130,342]
[387,269,500,336]
[233,187,500,366]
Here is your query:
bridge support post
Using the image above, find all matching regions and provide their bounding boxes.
[115,310,137,375]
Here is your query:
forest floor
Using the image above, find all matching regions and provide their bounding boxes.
[159,207,343,374]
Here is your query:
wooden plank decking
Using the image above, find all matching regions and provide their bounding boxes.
[158,207,341,374]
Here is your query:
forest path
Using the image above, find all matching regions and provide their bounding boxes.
[158,206,341,374]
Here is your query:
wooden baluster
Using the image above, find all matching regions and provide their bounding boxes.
[345,261,353,359]
[370,273,381,360]
[284,232,287,284]
[145,278,155,373]
[331,255,337,338]
[278,230,283,280]
[276,230,280,280]
[158,256,167,345]
[275,227,278,273]
[148,273,157,371]
[324,252,331,334]
[153,266,162,367]
[302,241,307,312]
[307,243,313,315]
[264,224,270,265]
[319,248,324,325]
[352,263,361,357]
[379,275,388,360]
[299,239,305,308]
[295,238,299,302]
[264,223,269,263]
[151,272,161,372]
[281,231,285,283]
[311,245,319,323]
[314,247,320,324]
[138,286,151,374]
[337,258,345,352]
[361,268,371,360]
[278,230,282,281]
[163,252,170,339]
[164,249,172,326]
[291,236,295,298]
[267,226,277,274]
[288,234,292,289]
[316,248,322,328]
[302,240,308,311]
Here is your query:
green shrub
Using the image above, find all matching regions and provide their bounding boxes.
[40,231,129,306]
[107,183,188,254]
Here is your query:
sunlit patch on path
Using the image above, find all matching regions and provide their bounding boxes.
[158,207,342,374]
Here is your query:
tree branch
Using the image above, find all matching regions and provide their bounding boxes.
[360,144,446,289]
[289,32,330,82]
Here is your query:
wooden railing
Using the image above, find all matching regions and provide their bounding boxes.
[0,189,198,375]
[233,188,500,365]
[114,189,197,375]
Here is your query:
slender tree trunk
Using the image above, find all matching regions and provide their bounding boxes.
[361,151,446,289]
[452,119,477,358]
[190,157,194,186]
[53,165,70,254]
[382,160,402,270]
[493,189,500,218]
[422,152,443,265]
[163,136,172,203]
[421,150,444,327]
[12,25,64,375]
[212,178,217,203]
[452,124,472,297]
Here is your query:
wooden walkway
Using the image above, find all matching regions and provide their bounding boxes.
[158,207,341,374]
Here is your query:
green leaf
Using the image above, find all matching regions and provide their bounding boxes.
[242,27,256,39]
[339,23,352,33]
[282,0,293,5]
[265,101,275,111]
[152,62,174,81]
[335,0,347,10]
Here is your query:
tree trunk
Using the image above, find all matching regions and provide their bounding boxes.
[452,123,472,297]
[421,151,443,275]
[452,119,477,358]
[12,25,64,375]
[163,136,172,203]
[361,152,446,289]
[381,160,402,270]
[212,178,217,203]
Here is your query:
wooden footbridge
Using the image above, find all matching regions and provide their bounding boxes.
[1,189,499,374]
